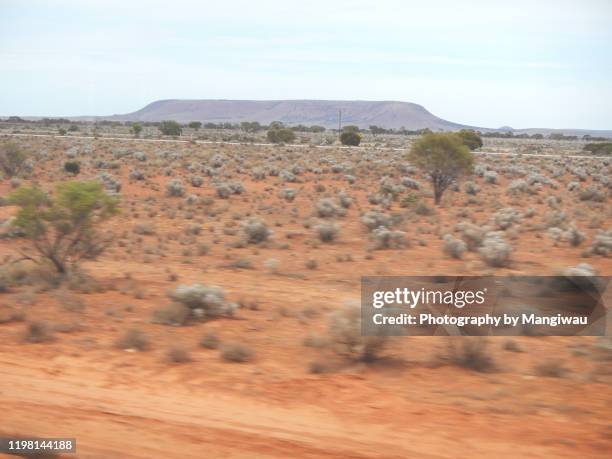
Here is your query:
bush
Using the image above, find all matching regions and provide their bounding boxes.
[200,331,220,349]
[241,218,270,244]
[401,177,420,190]
[166,179,185,197]
[361,211,392,231]
[267,128,296,144]
[316,222,339,242]
[591,230,612,256]
[372,227,407,249]
[8,181,118,273]
[456,130,483,150]
[63,161,80,175]
[0,141,29,178]
[189,175,204,187]
[456,222,486,250]
[584,142,612,156]
[483,170,497,184]
[443,234,467,259]
[316,198,344,218]
[165,346,192,363]
[159,120,182,136]
[492,208,521,230]
[463,181,480,195]
[340,131,361,146]
[279,188,297,202]
[445,338,495,372]
[479,232,512,267]
[23,321,55,343]
[116,328,149,351]
[169,284,237,320]
[328,301,386,362]
[151,302,191,326]
[221,343,254,362]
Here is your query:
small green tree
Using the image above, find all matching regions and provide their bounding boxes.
[267,128,296,144]
[58,127,67,136]
[8,181,118,273]
[131,123,143,137]
[340,131,361,146]
[188,121,202,130]
[159,120,182,136]
[408,132,474,205]
[456,129,483,150]
[342,125,360,134]
[0,141,29,178]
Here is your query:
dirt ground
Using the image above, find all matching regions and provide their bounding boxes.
[0,134,611,458]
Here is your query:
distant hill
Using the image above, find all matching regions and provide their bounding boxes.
[104,99,473,131]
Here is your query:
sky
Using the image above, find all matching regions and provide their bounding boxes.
[1,0,611,129]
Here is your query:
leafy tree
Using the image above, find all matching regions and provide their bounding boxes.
[340,131,361,146]
[68,124,79,132]
[158,120,182,136]
[267,128,296,144]
[240,121,261,133]
[8,181,118,273]
[456,130,483,150]
[58,127,67,136]
[0,141,29,178]
[131,123,143,137]
[342,125,360,133]
[408,132,474,205]
[64,161,80,175]
[188,121,202,130]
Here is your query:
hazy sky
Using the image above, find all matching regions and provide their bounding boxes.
[1,0,610,129]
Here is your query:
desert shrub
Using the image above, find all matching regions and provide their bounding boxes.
[566,225,586,247]
[338,192,352,208]
[534,359,568,378]
[591,230,612,256]
[579,186,605,202]
[8,182,118,273]
[361,211,392,231]
[316,198,344,218]
[133,222,156,235]
[189,175,204,187]
[151,302,191,326]
[584,142,612,156]
[166,179,185,197]
[129,169,144,180]
[463,181,480,195]
[96,172,122,193]
[400,193,419,208]
[316,222,339,242]
[372,226,407,249]
[63,161,80,175]
[479,232,512,267]
[340,131,361,146]
[0,141,29,178]
[415,202,434,216]
[134,151,146,161]
[279,170,297,182]
[241,218,270,244]
[483,170,497,184]
[328,301,386,362]
[456,130,483,150]
[221,342,254,362]
[267,128,295,144]
[116,327,149,351]
[444,338,495,372]
[169,283,237,320]
[23,321,55,343]
[159,120,182,136]
[165,346,192,363]
[215,181,244,198]
[200,331,220,349]
[456,222,486,250]
[492,208,521,230]
[443,234,467,259]
[401,177,420,190]
[507,179,528,194]
[279,188,297,202]
[408,133,474,205]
